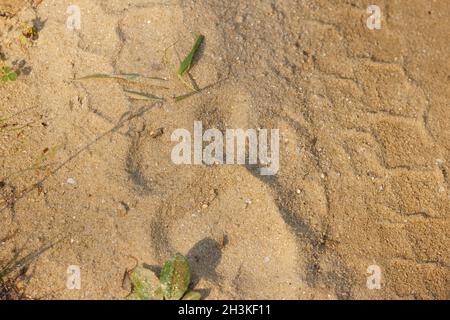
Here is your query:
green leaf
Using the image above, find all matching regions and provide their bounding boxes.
[173,90,200,102]
[1,66,10,73]
[127,266,164,300]
[75,73,111,80]
[159,253,191,300]
[8,72,17,81]
[74,73,168,84]
[178,35,204,76]
[182,291,201,300]
[1,75,9,82]
[116,73,167,82]
[124,89,164,101]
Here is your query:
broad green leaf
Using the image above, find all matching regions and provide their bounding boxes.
[127,266,163,300]
[8,72,17,81]
[1,75,9,82]
[182,291,201,300]
[178,35,204,76]
[159,253,191,300]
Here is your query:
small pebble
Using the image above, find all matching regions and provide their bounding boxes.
[149,127,164,138]
[67,177,76,185]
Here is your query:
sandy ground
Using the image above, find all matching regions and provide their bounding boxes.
[0,0,449,299]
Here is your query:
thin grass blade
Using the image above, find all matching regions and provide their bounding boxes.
[124,89,164,101]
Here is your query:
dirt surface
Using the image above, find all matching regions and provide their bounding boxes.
[0,0,449,299]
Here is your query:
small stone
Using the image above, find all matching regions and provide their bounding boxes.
[118,201,130,216]
[149,127,164,138]
[67,177,76,185]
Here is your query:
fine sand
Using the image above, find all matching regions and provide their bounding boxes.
[0,0,449,299]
